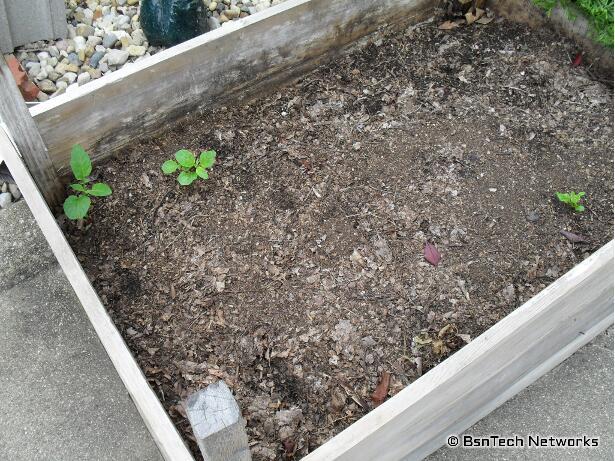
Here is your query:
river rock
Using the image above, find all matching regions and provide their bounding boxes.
[35,68,48,80]
[89,51,105,68]
[76,24,95,37]
[225,5,241,18]
[60,72,78,84]
[48,70,61,81]
[0,192,12,209]
[27,63,41,79]
[39,79,57,93]
[127,45,146,56]
[207,16,220,29]
[77,72,91,85]
[8,184,21,200]
[131,29,146,46]
[87,35,103,47]
[102,33,118,48]
[86,68,103,79]
[67,53,81,66]
[106,49,129,66]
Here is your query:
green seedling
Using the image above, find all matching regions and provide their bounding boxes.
[556,191,586,212]
[161,149,216,186]
[63,144,112,220]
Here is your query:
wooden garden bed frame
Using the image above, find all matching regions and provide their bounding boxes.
[1,0,613,459]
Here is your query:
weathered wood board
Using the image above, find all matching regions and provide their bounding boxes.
[30,0,433,175]
[304,241,614,460]
[0,55,62,205]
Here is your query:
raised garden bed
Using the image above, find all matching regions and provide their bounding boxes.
[2,0,613,460]
[62,10,614,461]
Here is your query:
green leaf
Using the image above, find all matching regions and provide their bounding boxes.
[88,182,112,197]
[63,194,91,220]
[195,166,209,180]
[70,144,92,181]
[70,183,86,192]
[555,192,570,203]
[199,150,216,169]
[161,160,179,174]
[175,149,195,168]
[177,171,197,186]
[575,205,585,212]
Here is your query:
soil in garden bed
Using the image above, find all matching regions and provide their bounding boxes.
[66,15,613,461]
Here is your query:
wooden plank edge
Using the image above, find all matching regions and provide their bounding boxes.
[0,124,194,461]
[408,312,614,461]
[305,240,614,460]
[31,0,312,114]
[0,55,63,205]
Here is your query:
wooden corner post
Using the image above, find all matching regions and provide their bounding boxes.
[0,54,63,206]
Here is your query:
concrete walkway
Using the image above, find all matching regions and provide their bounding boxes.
[0,200,163,461]
[430,326,614,461]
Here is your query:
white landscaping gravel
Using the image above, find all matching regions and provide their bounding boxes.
[6,0,287,101]
[0,163,21,210]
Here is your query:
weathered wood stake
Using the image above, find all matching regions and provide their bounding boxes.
[186,381,251,461]
[0,54,63,206]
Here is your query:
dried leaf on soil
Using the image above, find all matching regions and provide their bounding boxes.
[465,8,485,24]
[571,52,583,68]
[283,438,296,456]
[424,243,442,266]
[438,20,460,30]
[457,333,472,344]
[438,324,455,338]
[413,332,433,346]
[371,371,391,407]
[432,339,449,356]
[476,16,494,25]
[560,230,588,243]
[337,380,368,409]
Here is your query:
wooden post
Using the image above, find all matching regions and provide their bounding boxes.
[0,54,63,206]
[185,381,251,461]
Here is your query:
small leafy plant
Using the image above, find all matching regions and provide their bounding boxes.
[63,144,112,220]
[161,149,216,186]
[556,191,586,212]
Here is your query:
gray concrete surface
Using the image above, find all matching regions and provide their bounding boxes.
[0,198,56,290]
[0,200,163,461]
[429,326,614,461]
